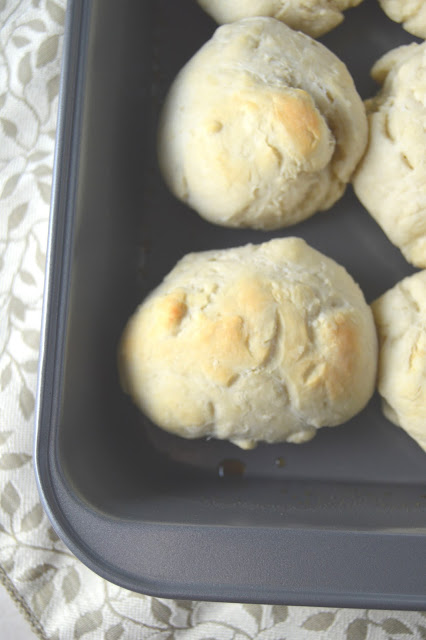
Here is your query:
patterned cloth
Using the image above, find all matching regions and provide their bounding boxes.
[1,1,426,638]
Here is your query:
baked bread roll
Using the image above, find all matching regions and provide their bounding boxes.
[119,238,378,449]
[378,0,426,39]
[197,0,364,38]
[372,270,426,452]
[158,18,367,230]
[353,43,426,268]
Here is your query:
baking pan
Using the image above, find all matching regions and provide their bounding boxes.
[35,0,426,608]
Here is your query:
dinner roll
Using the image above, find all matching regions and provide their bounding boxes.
[372,270,426,452]
[378,0,426,39]
[158,18,367,230]
[353,43,426,268]
[119,238,378,449]
[197,0,364,38]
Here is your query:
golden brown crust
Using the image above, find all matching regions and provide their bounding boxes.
[272,91,322,158]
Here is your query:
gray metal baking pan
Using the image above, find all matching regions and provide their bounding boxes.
[35,0,426,608]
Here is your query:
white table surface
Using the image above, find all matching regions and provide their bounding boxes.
[0,582,38,640]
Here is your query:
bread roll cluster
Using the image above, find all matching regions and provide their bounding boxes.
[119,2,426,453]
[352,39,426,453]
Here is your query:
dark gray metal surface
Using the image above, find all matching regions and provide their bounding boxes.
[35,0,426,607]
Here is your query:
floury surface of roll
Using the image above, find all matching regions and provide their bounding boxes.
[378,0,426,39]
[197,0,364,38]
[119,238,378,449]
[353,43,426,268]
[372,270,426,452]
[158,18,367,230]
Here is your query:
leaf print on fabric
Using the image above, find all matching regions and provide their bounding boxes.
[13,36,31,48]
[382,618,413,634]
[20,270,36,286]
[32,580,54,618]
[1,117,18,138]
[36,35,59,67]
[8,203,28,231]
[271,606,288,624]
[36,244,46,270]
[46,0,65,26]
[242,604,263,626]
[28,150,50,162]
[302,611,336,631]
[62,566,81,604]
[10,296,26,320]
[19,384,35,419]
[1,481,20,515]
[20,503,44,532]
[0,430,13,445]
[34,164,51,178]
[27,19,46,32]
[21,358,39,372]
[151,599,172,625]
[18,52,32,85]
[174,599,194,612]
[0,453,31,470]
[47,525,60,542]
[22,329,40,350]
[74,610,103,639]
[0,364,12,391]
[105,623,125,640]
[20,564,56,583]
[47,74,60,102]
[37,180,51,203]
[346,618,368,640]
[1,173,20,199]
